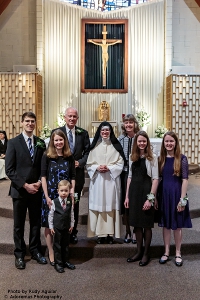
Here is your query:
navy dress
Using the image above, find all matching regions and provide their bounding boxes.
[41,154,75,227]
[157,155,192,230]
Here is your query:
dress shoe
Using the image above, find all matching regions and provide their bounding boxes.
[70,234,78,244]
[48,254,55,266]
[159,254,169,264]
[54,264,65,273]
[124,232,132,243]
[32,253,47,264]
[64,262,76,270]
[175,256,183,267]
[127,255,142,263]
[96,237,105,244]
[132,239,137,244]
[106,235,114,244]
[15,258,26,269]
[139,258,150,267]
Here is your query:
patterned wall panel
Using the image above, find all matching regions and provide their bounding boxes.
[166,74,200,164]
[0,73,42,139]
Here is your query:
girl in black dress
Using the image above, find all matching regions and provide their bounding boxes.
[124,131,159,266]
[41,129,75,266]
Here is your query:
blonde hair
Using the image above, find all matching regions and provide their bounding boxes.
[47,129,71,158]
[58,180,71,190]
[159,131,181,176]
[130,131,153,162]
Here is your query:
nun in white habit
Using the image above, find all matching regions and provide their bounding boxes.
[86,122,126,244]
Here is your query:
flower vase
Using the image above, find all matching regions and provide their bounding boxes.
[141,125,147,131]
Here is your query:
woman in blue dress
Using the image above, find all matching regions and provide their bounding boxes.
[158,131,192,267]
[41,129,75,265]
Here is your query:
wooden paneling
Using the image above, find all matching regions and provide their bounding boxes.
[166,74,200,164]
[0,73,42,139]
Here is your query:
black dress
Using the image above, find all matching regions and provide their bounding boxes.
[41,154,76,227]
[129,158,154,228]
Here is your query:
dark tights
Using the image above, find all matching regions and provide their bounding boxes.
[131,227,152,263]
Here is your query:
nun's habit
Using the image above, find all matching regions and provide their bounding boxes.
[86,122,125,239]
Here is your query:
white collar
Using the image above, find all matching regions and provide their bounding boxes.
[22,132,34,142]
[65,125,75,134]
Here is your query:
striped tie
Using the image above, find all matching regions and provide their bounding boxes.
[68,130,74,153]
[28,137,34,160]
[62,199,66,211]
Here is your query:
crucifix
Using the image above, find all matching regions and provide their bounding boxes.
[87,25,122,87]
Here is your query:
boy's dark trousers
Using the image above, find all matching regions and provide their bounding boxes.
[53,198,71,266]
[53,228,70,266]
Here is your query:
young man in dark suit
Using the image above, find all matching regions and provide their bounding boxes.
[52,107,90,243]
[5,112,47,269]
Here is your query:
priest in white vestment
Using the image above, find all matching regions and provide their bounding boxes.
[86,122,126,244]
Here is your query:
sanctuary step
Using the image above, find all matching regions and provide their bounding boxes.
[1,174,200,261]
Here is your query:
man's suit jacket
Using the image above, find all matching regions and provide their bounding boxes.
[52,126,90,190]
[0,140,7,155]
[5,134,45,198]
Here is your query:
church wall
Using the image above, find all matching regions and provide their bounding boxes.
[0,0,37,72]
[172,0,200,72]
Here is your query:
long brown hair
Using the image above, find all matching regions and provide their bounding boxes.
[47,129,71,158]
[121,114,140,135]
[130,131,153,162]
[159,131,181,176]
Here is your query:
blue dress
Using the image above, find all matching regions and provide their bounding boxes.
[41,154,75,227]
[157,155,192,230]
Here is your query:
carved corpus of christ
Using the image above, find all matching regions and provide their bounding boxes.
[87,25,122,87]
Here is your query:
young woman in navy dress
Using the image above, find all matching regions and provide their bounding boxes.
[41,129,75,265]
[158,131,192,267]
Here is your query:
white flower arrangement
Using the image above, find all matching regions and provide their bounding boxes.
[39,124,52,140]
[155,124,168,138]
[136,108,151,128]
[56,112,66,127]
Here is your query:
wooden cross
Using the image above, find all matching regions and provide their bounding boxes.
[87,25,122,87]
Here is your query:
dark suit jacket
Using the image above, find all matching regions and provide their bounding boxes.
[52,126,90,190]
[5,134,45,198]
[0,140,7,156]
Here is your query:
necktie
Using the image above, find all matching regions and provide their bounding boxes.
[28,137,34,160]
[68,130,74,153]
[61,199,66,211]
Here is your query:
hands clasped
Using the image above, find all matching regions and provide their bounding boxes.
[97,165,109,173]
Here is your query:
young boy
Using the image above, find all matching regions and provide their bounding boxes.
[48,180,76,273]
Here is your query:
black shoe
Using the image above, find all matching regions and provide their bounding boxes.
[106,235,114,244]
[70,234,78,244]
[48,254,55,266]
[159,254,169,264]
[127,255,142,263]
[175,256,183,267]
[32,253,47,264]
[124,232,132,243]
[49,260,55,266]
[132,239,137,244]
[139,258,150,267]
[64,262,76,270]
[96,237,105,244]
[15,258,26,269]
[54,264,65,273]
